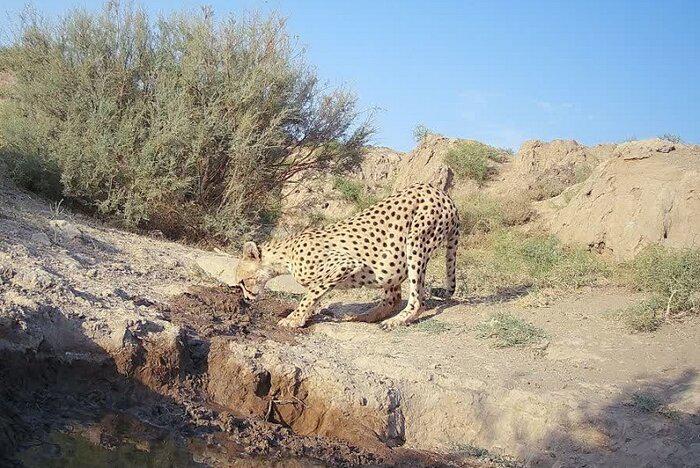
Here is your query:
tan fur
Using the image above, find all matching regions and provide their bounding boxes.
[236,183,460,329]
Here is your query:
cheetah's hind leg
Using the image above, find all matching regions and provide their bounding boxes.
[347,285,401,323]
[380,235,429,330]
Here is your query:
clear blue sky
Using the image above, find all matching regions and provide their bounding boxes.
[2,1,698,151]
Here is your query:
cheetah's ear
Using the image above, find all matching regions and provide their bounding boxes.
[242,241,261,261]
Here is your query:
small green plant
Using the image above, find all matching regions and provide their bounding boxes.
[308,210,329,228]
[618,246,700,331]
[452,443,521,468]
[412,319,452,334]
[445,141,504,184]
[333,176,380,211]
[476,312,546,348]
[631,393,661,413]
[615,299,664,332]
[413,124,432,143]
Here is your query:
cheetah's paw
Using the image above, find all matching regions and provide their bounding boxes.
[379,316,411,331]
[278,315,306,328]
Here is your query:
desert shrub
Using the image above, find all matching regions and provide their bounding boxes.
[476,312,546,348]
[616,246,700,331]
[333,176,379,211]
[333,176,363,203]
[0,2,371,244]
[457,193,504,234]
[413,124,431,143]
[453,231,607,297]
[445,141,504,184]
[615,298,665,332]
[457,193,533,235]
[659,134,684,144]
[628,246,700,313]
[631,393,662,413]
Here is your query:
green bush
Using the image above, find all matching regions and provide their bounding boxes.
[445,141,504,184]
[333,177,363,203]
[333,176,379,211]
[616,246,700,331]
[616,299,665,332]
[628,246,700,313]
[0,2,371,244]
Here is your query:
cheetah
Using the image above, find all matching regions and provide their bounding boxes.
[235,182,460,329]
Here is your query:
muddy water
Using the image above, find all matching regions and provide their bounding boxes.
[18,429,194,467]
[18,427,323,467]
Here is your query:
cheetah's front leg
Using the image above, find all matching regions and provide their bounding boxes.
[277,284,329,328]
[278,258,363,328]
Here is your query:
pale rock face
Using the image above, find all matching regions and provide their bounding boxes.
[543,139,700,260]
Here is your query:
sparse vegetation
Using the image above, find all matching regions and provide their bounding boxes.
[574,163,593,183]
[476,312,546,348]
[0,2,371,244]
[308,210,330,228]
[530,162,594,201]
[453,231,608,297]
[659,134,684,144]
[411,319,452,334]
[630,393,661,413]
[452,443,521,468]
[457,193,532,235]
[445,141,505,184]
[615,299,665,332]
[615,246,700,332]
[413,124,432,143]
[333,176,380,211]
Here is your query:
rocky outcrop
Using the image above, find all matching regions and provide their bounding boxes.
[495,139,614,200]
[392,134,457,192]
[544,139,700,260]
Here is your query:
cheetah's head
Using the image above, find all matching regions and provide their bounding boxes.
[235,241,274,302]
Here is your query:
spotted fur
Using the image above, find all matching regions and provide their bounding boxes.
[235,182,460,329]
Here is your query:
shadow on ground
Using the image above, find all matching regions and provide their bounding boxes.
[511,370,700,466]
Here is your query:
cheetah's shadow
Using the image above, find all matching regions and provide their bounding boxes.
[314,285,532,325]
